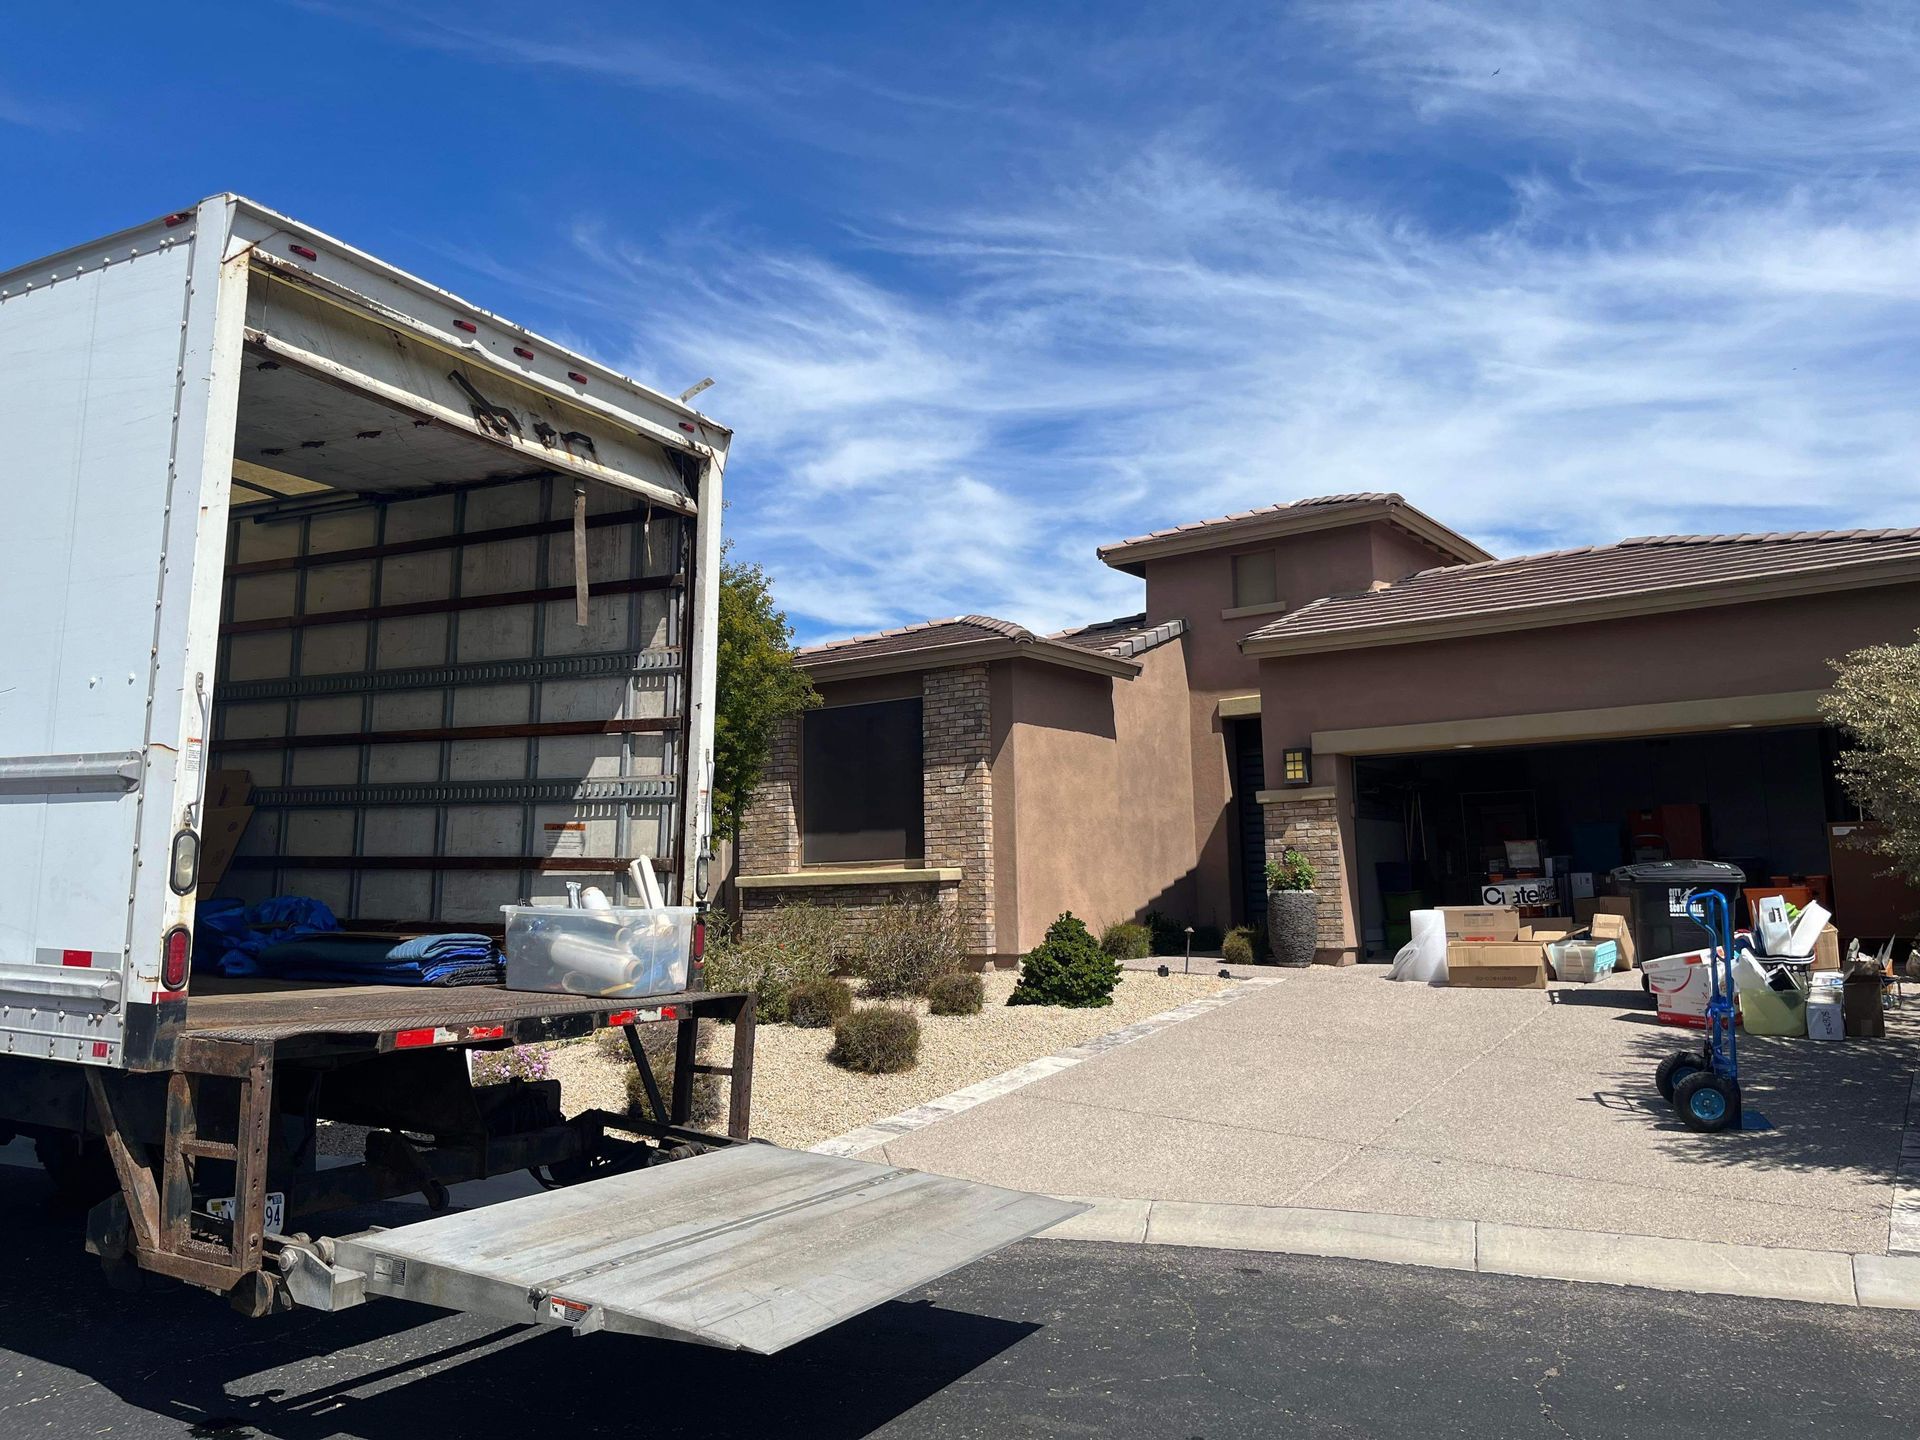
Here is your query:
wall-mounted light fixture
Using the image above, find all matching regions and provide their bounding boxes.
[1281,747,1311,786]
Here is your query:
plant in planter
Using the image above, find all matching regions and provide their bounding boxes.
[1264,847,1319,967]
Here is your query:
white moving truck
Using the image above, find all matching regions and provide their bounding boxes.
[0,196,1072,1350]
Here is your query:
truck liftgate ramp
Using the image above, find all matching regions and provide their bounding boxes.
[310,1146,1080,1353]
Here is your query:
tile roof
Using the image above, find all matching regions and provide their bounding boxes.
[797,615,1032,663]
[1102,493,1401,554]
[1096,492,1494,575]
[1243,528,1920,653]
[797,611,1183,676]
[1048,614,1188,659]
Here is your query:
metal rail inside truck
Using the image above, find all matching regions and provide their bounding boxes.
[0,195,1075,1353]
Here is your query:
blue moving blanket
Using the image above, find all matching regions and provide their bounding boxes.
[195,898,502,985]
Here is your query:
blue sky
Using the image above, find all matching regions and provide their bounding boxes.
[4,2,1918,642]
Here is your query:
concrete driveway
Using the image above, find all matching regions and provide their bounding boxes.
[870,967,1920,1255]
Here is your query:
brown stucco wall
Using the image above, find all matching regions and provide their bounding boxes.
[996,644,1198,952]
[1136,519,1461,930]
[1254,580,1920,962]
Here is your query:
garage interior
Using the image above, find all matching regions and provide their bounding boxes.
[1350,725,1875,959]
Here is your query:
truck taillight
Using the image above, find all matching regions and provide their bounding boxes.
[169,827,199,894]
[161,927,190,991]
[690,917,706,967]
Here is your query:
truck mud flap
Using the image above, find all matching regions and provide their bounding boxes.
[333,1145,1083,1354]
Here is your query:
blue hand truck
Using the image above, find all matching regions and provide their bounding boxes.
[1652,887,1768,1133]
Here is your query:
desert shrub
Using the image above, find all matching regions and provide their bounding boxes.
[789,977,854,1028]
[1222,925,1262,966]
[1144,911,1223,956]
[471,1045,554,1085]
[1100,920,1152,960]
[699,903,838,1021]
[827,1008,921,1073]
[621,1023,722,1127]
[1009,912,1123,1008]
[853,897,967,999]
[927,969,985,1016]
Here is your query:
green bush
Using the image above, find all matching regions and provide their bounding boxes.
[1009,912,1123,1008]
[1100,920,1152,960]
[788,977,854,1028]
[853,897,966,999]
[1265,846,1317,892]
[1222,926,1261,966]
[827,1008,921,1073]
[699,903,840,1021]
[927,970,985,1016]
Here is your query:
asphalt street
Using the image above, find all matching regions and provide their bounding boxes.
[1,1162,1916,1439]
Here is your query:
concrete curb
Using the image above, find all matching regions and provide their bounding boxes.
[1041,1197,1920,1311]
[808,976,1285,1158]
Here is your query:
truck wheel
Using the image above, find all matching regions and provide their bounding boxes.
[1655,1050,1705,1104]
[1674,1072,1739,1133]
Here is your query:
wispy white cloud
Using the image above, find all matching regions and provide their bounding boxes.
[415,2,1920,642]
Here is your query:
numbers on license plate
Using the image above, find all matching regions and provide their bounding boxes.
[207,1191,286,1235]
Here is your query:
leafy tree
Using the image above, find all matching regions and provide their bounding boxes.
[1821,629,1920,888]
[713,549,817,839]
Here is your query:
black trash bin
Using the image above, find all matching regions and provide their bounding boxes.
[1608,860,1747,964]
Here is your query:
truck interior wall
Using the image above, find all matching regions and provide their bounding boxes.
[209,472,688,930]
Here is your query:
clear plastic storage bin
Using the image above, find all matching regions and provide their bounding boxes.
[501,905,695,998]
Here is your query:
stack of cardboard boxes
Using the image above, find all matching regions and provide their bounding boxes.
[1439,903,1635,989]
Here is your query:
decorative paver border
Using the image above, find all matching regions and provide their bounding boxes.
[809,977,1284,1158]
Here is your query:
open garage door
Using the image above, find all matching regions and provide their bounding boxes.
[1351,725,1860,958]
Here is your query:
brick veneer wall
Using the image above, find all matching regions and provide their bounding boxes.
[736,717,800,876]
[734,665,997,955]
[921,666,994,952]
[1263,792,1350,961]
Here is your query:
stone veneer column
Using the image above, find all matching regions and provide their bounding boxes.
[922,665,995,954]
[1263,788,1353,964]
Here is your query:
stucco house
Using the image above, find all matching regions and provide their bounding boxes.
[736,494,1920,963]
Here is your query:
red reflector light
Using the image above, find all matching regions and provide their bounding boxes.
[567,371,588,384]
[678,422,697,433]
[514,346,535,359]
[289,244,318,261]
[163,211,192,228]
[454,319,477,333]
[92,1041,110,1059]
[661,1006,678,1020]
[468,1024,505,1040]
[605,1009,638,1026]
[394,1027,435,1048]
[161,927,189,990]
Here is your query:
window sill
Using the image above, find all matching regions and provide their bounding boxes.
[736,867,963,889]
[1221,600,1289,620]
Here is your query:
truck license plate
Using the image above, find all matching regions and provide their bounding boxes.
[208,1191,285,1236]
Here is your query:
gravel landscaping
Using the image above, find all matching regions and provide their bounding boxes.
[543,968,1231,1148]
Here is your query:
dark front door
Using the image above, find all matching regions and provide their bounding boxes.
[1231,718,1267,928]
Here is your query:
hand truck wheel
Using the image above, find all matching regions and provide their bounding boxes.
[1655,1049,1707,1104]
[1673,1071,1740,1133]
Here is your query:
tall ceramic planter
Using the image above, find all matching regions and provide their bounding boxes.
[1267,890,1319,968]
